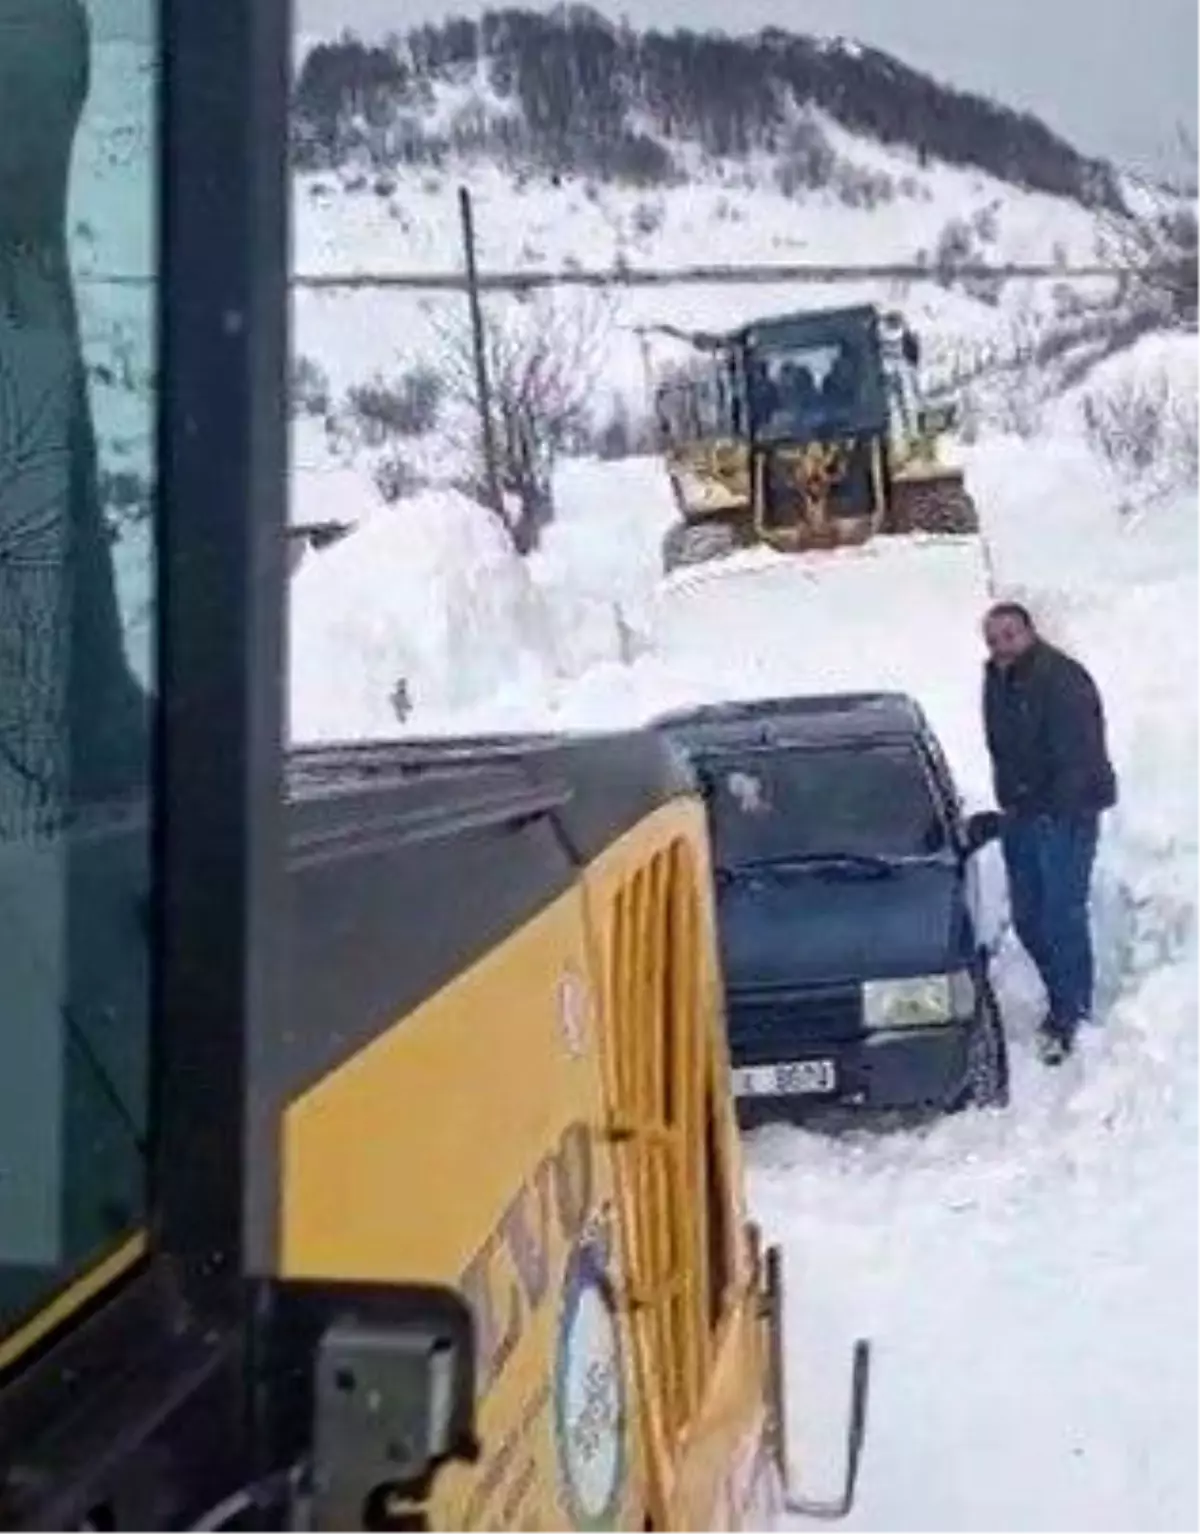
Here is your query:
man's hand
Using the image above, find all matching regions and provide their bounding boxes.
[963,809,1003,850]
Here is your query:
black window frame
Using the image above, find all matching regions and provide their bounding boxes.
[917,729,966,842]
[0,0,288,1365]
[0,0,291,1507]
[154,0,291,1307]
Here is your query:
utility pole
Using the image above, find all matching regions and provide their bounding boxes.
[458,185,503,519]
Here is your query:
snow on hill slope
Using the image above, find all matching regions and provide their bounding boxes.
[293,108,1108,281]
[289,109,1127,490]
[74,36,1173,558]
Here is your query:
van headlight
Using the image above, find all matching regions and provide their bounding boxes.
[862,970,975,1029]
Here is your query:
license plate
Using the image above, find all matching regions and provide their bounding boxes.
[731,1059,837,1098]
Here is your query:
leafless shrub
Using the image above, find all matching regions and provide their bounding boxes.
[933,216,975,286]
[589,398,659,459]
[1095,184,1198,331]
[990,371,1045,439]
[1086,371,1172,472]
[429,288,616,552]
[832,163,896,210]
[630,199,664,239]
[291,354,332,417]
[1174,396,1199,483]
[345,364,443,444]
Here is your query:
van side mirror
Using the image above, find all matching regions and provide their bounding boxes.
[758,1237,871,1521]
[963,810,1002,854]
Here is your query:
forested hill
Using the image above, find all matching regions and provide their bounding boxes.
[293,6,1127,214]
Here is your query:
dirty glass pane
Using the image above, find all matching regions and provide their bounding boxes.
[0,0,155,1341]
[705,743,946,866]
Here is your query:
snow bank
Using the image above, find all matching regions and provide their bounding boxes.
[288,484,561,742]
[546,532,996,799]
[527,454,677,661]
[967,402,1197,1105]
[290,432,380,534]
[285,464,660,741]
[758,340,1198,1534]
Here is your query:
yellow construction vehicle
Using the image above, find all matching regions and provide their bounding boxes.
[654,304,978,572]
[276,730,872,1532]
[0,0,868,1527]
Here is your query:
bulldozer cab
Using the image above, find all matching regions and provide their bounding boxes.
[742,306,888,446]
[657,302,977,572]
[737,305,890,549]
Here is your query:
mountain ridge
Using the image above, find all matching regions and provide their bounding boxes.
[293,6,1128,214]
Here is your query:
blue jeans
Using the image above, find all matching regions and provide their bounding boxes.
[1001,813,1100,1034]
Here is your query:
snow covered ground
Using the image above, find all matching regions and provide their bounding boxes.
[761,404,1198,1534]
[290,332,1198,1530]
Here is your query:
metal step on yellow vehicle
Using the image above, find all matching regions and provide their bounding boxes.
[0,0,868,1528]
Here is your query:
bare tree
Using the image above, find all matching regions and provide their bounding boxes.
[430,287,616,553]
[1080,366,1198,491]
[1080,372,1167,475]
[1096,160,1198,332]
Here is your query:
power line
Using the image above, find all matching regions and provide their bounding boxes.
[294,260,1133,291]
[76,259,1145,293]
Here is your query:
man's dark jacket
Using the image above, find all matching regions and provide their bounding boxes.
[983,640,1117,818]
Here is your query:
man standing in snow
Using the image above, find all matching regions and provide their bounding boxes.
[981,602,1117,1064]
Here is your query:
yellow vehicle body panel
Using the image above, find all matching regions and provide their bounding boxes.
[280,797,779,1531]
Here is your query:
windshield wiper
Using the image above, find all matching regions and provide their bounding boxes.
[719,852,900,882]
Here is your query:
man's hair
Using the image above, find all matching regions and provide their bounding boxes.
[985,600,1035,629]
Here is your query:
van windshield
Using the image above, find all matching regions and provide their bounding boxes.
[701,742,945,868]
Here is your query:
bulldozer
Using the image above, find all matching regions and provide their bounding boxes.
[655,303,979,572]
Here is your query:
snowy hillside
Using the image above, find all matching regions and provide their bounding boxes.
[75,34,1190,563]
[288,88,1141,492]
[279,12,1190,507]
[288,122,1133,496]
[292,13,1126,215]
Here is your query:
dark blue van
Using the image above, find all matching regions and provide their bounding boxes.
[659,692,1008,1122]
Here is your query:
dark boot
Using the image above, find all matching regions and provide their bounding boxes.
[1036,1017,1075,1066]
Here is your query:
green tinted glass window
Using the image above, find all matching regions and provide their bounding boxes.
[0,0,156,1344]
